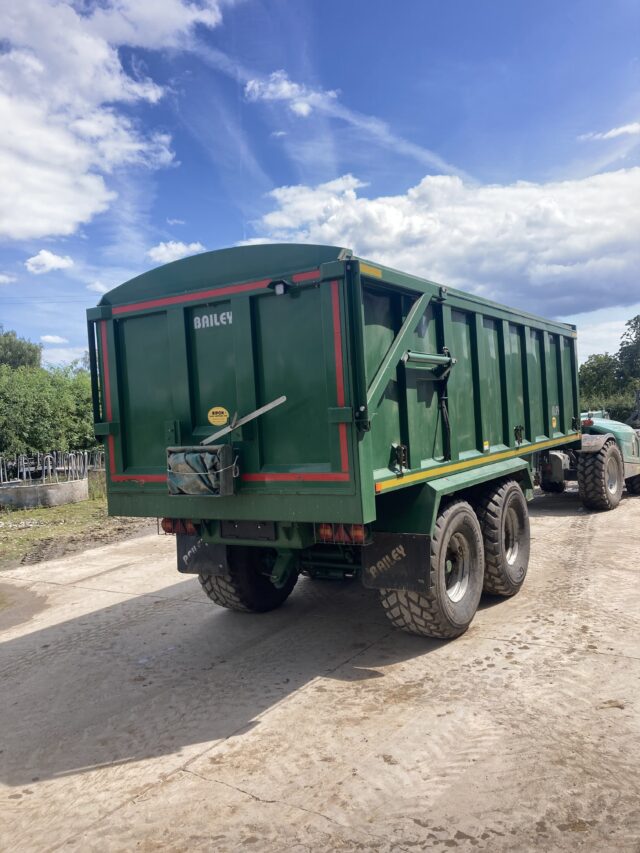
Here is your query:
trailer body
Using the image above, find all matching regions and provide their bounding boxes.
[88,244,582,637]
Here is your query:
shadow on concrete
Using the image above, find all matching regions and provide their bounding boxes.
[528,486,640,518]
[528,488,585,518]
[0,575,440,787]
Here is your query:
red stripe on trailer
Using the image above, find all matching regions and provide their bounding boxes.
[100,321,113,423]
[112,279,270,316]
[338,423,348,472]
[331,281,346,408]
[111,470,167,483]
[242,472,350,482]
[330,281,349,473]
[292,269,321,282]
[111,269,321,316]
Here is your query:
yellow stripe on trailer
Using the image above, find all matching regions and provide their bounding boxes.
[374,433,580,493]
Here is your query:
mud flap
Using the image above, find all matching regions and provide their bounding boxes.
[176,534,229,575]
[361,532,431,594]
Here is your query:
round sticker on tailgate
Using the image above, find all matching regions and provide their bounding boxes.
[208,406,229,426]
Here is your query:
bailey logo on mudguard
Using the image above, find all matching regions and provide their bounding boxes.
[177,534,229,575]
[361,533,431,593]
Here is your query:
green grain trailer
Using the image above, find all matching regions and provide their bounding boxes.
[88,244,584,639]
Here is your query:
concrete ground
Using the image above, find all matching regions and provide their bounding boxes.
[1,489,639,852]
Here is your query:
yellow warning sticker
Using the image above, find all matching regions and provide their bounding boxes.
[551,416,557,429]
[208,406,229,426]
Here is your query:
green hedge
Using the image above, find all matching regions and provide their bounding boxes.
[0,363,95,456]
[580,392,636,423]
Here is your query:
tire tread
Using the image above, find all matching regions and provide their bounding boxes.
[577,440,623,510]
[476,479,529,597]
[198,546,297,613]
[379,501,482,639]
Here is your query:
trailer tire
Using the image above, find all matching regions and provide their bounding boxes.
[198,546,298,612]
[626,474,640,495]
[540,479,565,493]
[477,479,530,597]
[577,440,624,511]
[379,501,484,639]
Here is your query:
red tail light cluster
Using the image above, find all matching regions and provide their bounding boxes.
[161,518,200,536]
[315,522,369,545]
[581,418,594,427]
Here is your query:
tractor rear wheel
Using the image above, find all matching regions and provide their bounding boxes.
[477,479,530,596]
[198,546,298,612]
[379,501,484,639]
[577,440,624,511]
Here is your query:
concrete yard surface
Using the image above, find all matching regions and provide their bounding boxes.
[1,489,639,852]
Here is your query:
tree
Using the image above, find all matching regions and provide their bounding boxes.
[617,314,640,385]
[0,363,95,455]
[0,325,42,369]
[579,353,620,400]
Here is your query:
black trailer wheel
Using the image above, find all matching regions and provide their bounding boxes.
[379,501,484,639]
[577,440,624,511]
[477,479,530,596]
[198,546,298,613]
[626,474,640,495]
[540,479,565,493]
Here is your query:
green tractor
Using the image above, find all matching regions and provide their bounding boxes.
[537,410,640,510]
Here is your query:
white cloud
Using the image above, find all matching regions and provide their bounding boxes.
[86,281,109,294]
[0,273,16,284]
[241,68,465,177]
[245,70,339,118]
[40,334,69,344]
[271,130,287,138]
[579,122,640,141]
[575,319,627,362]
[25,249,74,274]
[0,1,226,240]
[41,346,86,365]
[166,217,186,225]
[248,167,640,316]
[146,240,206,264]
[87,1,224,50]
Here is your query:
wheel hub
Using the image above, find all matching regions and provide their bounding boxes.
[606,457,619,494]
[444,532,470,603]
[504,506,520,565]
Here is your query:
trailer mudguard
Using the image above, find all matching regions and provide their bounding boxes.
[177,534,229,575]
[374,457,533,538]
[361,532,430,593]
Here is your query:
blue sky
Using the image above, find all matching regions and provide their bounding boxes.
[1,0,639,364]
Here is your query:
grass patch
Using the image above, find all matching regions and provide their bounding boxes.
[0,496,154,569]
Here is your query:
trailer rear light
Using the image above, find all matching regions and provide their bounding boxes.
[333,524,351,544]
[161,518,200,536]
[582,418,594,427]
[314,522,370,545]
[317,523,334,542]
[348,524,367,545]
